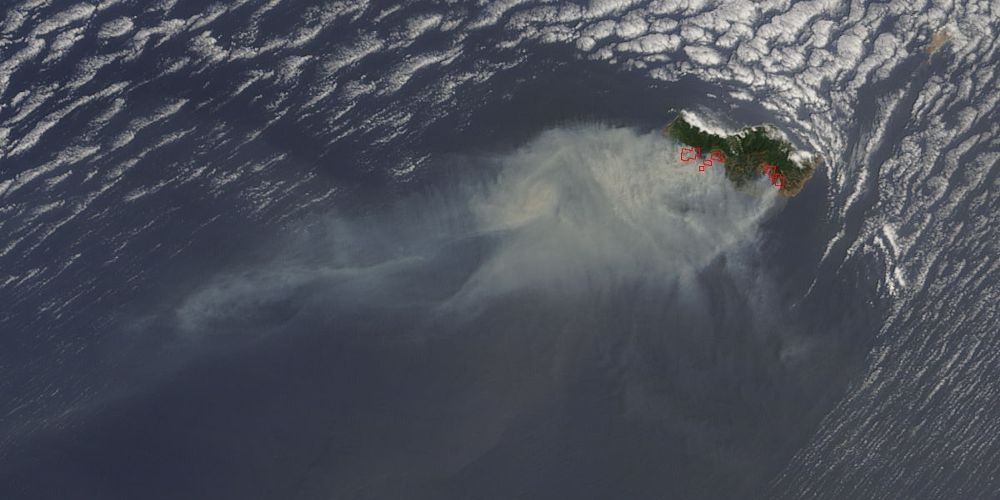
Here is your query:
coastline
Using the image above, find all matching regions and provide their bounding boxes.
[663,111,819,197]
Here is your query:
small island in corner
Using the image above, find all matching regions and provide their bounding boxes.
[663,111,820,197]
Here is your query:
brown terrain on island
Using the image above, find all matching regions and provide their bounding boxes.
[926,29,951,54]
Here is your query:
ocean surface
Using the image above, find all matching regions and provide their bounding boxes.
[1,1,997,499]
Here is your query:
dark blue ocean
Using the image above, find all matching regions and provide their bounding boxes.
[1,1,997,499]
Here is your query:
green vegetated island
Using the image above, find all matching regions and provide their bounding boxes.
[663,112,820,197]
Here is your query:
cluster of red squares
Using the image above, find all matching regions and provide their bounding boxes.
[679,147,785,189]
[758,162,785,189]
[679,146,724,172]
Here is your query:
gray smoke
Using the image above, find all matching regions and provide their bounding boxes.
[173,124,783,344]
[42,124,842,500]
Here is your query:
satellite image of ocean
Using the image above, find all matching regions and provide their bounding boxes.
[0,1,997,499]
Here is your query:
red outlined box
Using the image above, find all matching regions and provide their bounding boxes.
[772,173,785,188]
[698,158,712,171]
[759,163,777,177]
[758,163,785,189]
[680,147,702,162]
[709,150,726,163]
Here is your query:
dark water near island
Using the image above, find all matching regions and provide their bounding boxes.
[3,53,885,500]
[2,2,996,500]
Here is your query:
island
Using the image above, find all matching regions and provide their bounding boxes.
[663,111,819,197]
[926,28,950,54]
